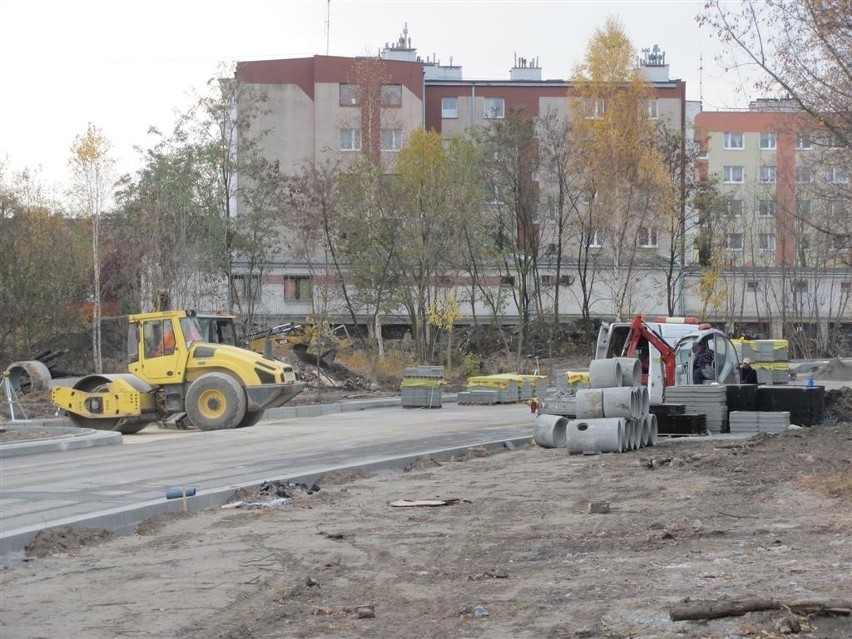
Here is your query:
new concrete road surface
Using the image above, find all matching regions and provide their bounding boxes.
[0,402,533,557]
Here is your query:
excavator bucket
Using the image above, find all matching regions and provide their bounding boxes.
[291,343,338,368]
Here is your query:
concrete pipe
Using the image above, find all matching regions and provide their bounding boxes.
[589,359,622,389]
[614,357,642,387]
[631,418,642,450]
[566,418,624,455]
[5,360,52,395]
[639,386,650,417]
[601,387,634,419]
[575,388,605,418]
[645,413,658,447]
[533,414,568,448]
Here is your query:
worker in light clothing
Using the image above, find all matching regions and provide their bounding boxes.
[739,357,758,384]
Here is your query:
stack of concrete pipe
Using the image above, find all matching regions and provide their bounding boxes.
[533,357,657,453]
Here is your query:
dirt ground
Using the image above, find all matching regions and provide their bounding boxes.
[2,422,851,639]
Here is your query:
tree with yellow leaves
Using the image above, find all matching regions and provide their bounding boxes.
[569,17,671,319]
[69,123,114,373]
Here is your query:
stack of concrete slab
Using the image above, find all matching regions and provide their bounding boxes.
[457,389,499,405]
[517,374,548,400]
[734,339,790,384]
[729,410,790,434]
[401,366,443,408]
[466,375,520,404]
[553,370,590,391]
[664,385,728,434]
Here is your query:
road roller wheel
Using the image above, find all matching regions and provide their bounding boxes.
[235,409,265,429]
[185,373,247,431]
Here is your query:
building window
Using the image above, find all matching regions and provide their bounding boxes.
[646,99,658,119]
[792,279,808,293]
[795,133,811,150]
[723,132,744,149]
[760,165,776,183]
[441,96,458,119]
[723,165,744,183]
[484,97,505,119]
[381,128,403,151]
[586,230,603,247]
[796,165,812,183]
[841,281,851,291]
[584,99,606,119]
[381,84,402,107]
[339,128,362,151]
[339,83,360,106]
[758,199,775,217]
[746,280,760,291]
[759,132,776,150]
[500,275,515,286]
[827,167,848,184]
[797,199,811,216]
[831,235,850,250]
[725,232,744,250]
[827,134,845,148]
[638,226,658,247]
[231,274,260,302]
[541,275,573,286]
[727,198,743,216]
[283,276,311,301]
[758,233,776,251]
[827,200,847,218]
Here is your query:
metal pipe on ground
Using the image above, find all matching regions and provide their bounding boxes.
[566,418,625,454]
[589,359,622,389]
[533,414,568,448]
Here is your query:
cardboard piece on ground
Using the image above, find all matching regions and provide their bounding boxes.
[389,498,460,507]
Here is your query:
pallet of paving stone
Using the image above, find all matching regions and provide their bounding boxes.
[729,411,790,434]
[553,370,590,391]
[726,384,759,411]
[401,385,442,408]
[404,366,445,379]
[736,339,789,362]
[756,386,824,426]
[664,386,728,433]
[458,389,499,405]
[649,403,686,416]
[655,412,707,436]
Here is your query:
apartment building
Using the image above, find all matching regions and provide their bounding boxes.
[232,30,693,325]
[692,100,851,342]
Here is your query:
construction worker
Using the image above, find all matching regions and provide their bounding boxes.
[692,341,713,384]
[739,357,758,384]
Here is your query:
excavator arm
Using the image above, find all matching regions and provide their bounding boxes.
[622,316,677,387]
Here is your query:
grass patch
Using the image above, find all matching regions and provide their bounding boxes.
[797,469,852,499]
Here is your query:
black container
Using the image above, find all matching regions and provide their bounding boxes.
[726,384,759,411]
[756,386,825,426]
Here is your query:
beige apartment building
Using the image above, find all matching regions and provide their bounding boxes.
[227,31,849,349]
[693,100,850,346]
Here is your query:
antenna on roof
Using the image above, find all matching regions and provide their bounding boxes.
[325,0,331,55]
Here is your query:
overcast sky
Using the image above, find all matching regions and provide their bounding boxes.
[2,0,755,189]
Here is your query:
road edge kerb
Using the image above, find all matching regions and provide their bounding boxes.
[0,435,531,561]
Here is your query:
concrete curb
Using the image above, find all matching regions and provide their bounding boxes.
[0,395,460,458]
[0,424,121,458]
[0,434,531,561]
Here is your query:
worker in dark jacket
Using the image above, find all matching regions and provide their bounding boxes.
[739,357,758,384]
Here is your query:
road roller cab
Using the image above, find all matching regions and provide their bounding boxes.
[51,310,304,433]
